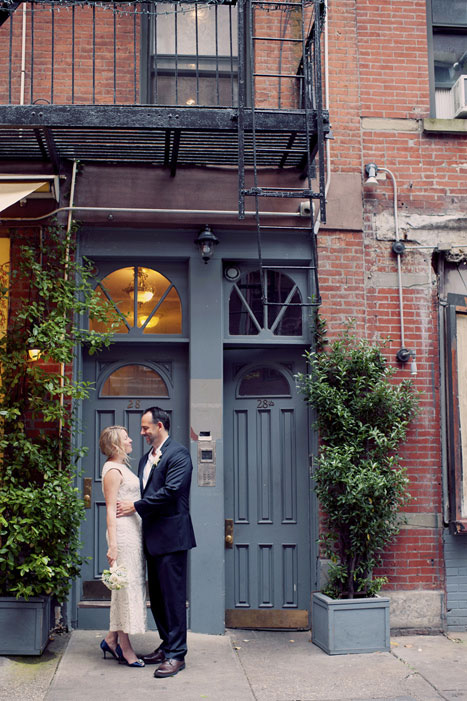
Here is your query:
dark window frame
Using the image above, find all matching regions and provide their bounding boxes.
[427,0,467,117]
[140,1,239,107]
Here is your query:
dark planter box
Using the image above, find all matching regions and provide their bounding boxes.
[0,595,51,656]
[312,591,390,655]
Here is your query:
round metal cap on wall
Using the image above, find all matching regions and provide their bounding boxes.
[224,265,241,282]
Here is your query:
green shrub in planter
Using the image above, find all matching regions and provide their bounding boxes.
[296,321,418,599]
[0,223,119,601]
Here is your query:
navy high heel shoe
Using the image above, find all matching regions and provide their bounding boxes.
[116,645,145,668]
[100,639,119,661]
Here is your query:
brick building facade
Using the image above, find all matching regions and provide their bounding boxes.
[0,0,466,633]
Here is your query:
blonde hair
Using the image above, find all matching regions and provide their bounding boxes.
[99,425,130,465]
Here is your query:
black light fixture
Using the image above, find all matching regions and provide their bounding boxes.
[195,225,219,264]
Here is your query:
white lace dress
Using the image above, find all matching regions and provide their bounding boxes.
[101,461,147,634]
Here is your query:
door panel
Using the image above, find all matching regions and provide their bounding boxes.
[224,349,314,629]
[80,345,187,599]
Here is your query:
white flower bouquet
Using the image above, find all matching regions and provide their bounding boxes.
[101,564,129,591]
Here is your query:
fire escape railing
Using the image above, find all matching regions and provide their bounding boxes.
[1,0,241,107]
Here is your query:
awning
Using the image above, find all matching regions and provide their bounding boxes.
[0,181,48,213]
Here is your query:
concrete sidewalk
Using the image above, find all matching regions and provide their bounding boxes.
[1,629,467,701]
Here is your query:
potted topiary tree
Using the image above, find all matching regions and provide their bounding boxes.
[296,320,418,655]
[0,223,118,655]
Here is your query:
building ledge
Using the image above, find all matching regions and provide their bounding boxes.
[423,118,467,134]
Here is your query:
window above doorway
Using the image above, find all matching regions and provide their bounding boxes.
[227,269,304,338]
[100,364,169,397]
[237,366,291,397]
[90,266,182,336]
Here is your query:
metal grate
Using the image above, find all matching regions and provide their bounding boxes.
[0,124,322,168]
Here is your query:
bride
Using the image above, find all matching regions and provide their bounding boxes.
[98,425,146,667]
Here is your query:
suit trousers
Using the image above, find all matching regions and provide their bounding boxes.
[146,548,188,660]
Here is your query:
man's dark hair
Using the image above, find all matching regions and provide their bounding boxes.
[144,406,170,432]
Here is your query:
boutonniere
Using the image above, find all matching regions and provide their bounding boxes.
[154,452,162,466]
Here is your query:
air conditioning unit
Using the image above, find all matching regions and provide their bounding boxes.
[451,75,467,118]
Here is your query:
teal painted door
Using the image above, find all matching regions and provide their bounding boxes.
[79,345,188,602]
[224,349,313,629]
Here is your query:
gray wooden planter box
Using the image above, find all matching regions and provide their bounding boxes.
[312,592,390,655]
[0,596,51,656]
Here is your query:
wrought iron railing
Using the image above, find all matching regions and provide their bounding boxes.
[0,0,322,111]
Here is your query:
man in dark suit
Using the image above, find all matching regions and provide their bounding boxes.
[116,406,196,678]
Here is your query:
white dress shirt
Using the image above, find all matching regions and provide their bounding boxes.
[142,438,167,489]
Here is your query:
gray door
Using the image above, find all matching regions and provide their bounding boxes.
[79,345,188,601]
[224,349,313,629]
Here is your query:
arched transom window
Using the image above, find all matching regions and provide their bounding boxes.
[100,364,169,397]
[238,366,291,397]
[229,270,302,336]
[90,266,182,335]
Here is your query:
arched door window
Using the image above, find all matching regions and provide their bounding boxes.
[229,270,302,336]
[100,364,169,397]
[90,267,182,335]
[237,366,291,397]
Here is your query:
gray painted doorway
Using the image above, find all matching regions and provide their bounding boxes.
[78,345,188,612]
[224,349,313,629]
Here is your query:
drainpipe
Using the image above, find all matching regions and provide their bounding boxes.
[438,255,449,524]
[20,2,27,105]
[313,0,330,237]
[58,160,78,452]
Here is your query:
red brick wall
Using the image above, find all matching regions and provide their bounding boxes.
[357,0,431,119]
[318,0,449,593]
[0,4,140,105]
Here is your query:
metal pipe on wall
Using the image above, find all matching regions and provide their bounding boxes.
[58,160,78,456]
[379,166,406,350]
[1,205,312,223]
[437,255,450,524]
[20,2,27,105]
[313,0,330,236]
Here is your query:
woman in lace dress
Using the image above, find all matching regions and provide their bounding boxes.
[99,426,146,667]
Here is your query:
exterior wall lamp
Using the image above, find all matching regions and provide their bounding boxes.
[28,349,41,361]
[364,163,417,376]
[195,225,219,264]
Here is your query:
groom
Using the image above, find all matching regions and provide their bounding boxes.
[116,406,196,678]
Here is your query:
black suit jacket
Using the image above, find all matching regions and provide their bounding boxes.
[134,436,196,557]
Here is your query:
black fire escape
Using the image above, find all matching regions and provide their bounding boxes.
[0,0,330,303]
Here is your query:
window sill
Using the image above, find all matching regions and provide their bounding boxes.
[423,118,467,134]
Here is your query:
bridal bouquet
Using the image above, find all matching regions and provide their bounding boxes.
[101,564,129,591]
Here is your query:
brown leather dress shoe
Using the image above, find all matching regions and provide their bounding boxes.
[141,648,166,664]
[153,658,185,678]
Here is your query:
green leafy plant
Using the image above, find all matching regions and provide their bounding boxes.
[296,320,418,599]
[0,223,119,600]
